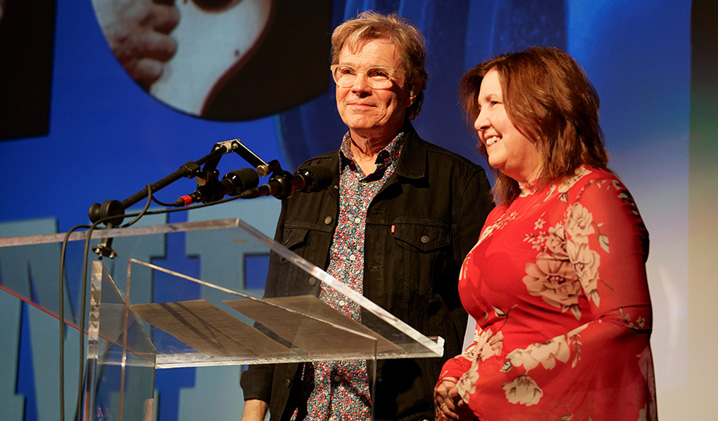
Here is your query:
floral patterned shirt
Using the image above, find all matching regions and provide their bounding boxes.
[438,167,657,420]
[292,131,404,420]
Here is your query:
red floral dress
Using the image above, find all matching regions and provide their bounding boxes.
[438,167,657,420]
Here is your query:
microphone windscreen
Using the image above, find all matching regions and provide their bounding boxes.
[303,165,333,192]
[226,168,260,195]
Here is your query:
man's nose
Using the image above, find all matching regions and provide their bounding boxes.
[351,71,372,92]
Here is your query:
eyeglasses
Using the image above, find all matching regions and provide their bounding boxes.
[330,64,404,89]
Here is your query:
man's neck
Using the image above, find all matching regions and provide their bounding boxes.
[348,123,405,160]
[348,128,403,175]
[350,135,390,161]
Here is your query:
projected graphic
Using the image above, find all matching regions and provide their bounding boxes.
[91,0,332,120]
[149,0,272,116]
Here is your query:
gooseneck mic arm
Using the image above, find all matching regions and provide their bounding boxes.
[86,139,290,259]
[88,139,263,226]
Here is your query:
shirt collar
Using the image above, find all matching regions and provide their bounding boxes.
[338,130,405,173]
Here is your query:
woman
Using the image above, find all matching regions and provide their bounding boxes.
[434,47,657,420]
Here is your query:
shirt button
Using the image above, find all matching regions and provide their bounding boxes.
[324,216,333,225]
[421,235,430,244]
[354,217,361,223]
[333,376,341,383]
[349,255,356,261]
[308,277,317,286]
[338,300,346,307]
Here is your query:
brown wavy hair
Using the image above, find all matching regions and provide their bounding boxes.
[331,11,427,120]
[460,46,609,206]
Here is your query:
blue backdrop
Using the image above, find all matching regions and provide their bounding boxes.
[0,0,700,419]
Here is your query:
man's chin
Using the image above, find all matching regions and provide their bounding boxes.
[342,117,380,131]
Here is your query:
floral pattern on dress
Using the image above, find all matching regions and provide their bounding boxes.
[506,336,572,373]
[523,252,582,313]
[476,210,518,246]
[502,375,543,406]
[456,326,505,404]
[523,173,609,320]
[437,166,656,420]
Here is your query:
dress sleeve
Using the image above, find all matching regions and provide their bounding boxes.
[438,175,657,420]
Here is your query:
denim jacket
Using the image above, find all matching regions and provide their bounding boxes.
[241,125,494,420]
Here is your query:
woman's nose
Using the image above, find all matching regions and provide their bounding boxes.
[474,111,489,132]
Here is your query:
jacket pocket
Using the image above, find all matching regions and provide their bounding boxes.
[392,222,451,295]
[392,223,451,251]
[281,226,310,250]
[276,224,333,297]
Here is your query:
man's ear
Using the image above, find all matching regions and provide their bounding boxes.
[406,84,418,106]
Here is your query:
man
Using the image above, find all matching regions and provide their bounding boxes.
[241,11,493,420]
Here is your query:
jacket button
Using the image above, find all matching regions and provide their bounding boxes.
[421,235,430,244]
[308,277,317,286]
[324,216,333,225]
[284,379,291,388]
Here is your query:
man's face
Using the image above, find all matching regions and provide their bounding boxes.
[335,38,415,141]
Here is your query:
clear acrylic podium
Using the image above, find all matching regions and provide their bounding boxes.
[0,218,444,420]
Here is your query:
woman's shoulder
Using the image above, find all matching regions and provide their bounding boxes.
[536,166,624,205]
[555,166,645,220]
[558,166,623,193]
[565,166,617,187]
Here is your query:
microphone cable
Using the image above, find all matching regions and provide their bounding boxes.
[61,184,263,420]
[61,183,154,421]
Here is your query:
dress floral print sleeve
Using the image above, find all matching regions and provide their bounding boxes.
[438,167,657,420]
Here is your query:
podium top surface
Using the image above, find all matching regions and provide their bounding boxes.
[0,218,444,368]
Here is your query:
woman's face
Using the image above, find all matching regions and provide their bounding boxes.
[474,69,542,185]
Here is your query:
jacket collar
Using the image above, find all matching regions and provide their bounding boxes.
[394,121,427,180]
[323,121,428,183]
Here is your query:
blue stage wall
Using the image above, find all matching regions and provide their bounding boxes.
[0,0,707,419]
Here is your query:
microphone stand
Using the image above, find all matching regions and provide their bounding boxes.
[87,138,274,258]
[75,138,284,421]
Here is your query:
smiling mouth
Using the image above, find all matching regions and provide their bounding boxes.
[485,136,501,146]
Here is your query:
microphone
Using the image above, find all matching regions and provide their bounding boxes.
[238,165,333,200]
[173,167,260,207]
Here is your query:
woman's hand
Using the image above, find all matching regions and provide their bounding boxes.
[434,377,473,420]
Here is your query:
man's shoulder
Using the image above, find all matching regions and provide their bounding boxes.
[298,150,338,168]
[411,134,485,174]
